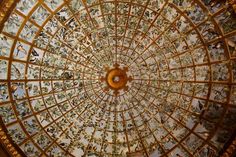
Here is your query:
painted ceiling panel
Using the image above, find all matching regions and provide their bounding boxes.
[0,0,235,157]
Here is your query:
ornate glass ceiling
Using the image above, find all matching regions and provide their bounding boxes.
[0,0,236,156]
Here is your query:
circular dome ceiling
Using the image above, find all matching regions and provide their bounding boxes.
[0,0,236,157]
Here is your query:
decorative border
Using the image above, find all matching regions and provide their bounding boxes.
[0,1,23,157]
[221,137,236,157]
[0,126,22,157]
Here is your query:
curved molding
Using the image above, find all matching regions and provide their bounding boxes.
[0,0,23,156]
[221,136,236,157]
[0,119,25,157]
[0,128,21,157]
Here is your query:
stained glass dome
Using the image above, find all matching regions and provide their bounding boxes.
[0,0,236,157]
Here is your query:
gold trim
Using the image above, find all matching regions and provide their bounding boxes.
[0,127,22,157]
[101,64,132,95]
[228,0,236,12]
[0,1,23,156]
[0,0,20,32]
[221,137,236,157]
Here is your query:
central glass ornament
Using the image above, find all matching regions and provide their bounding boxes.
[101,63,132,95]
